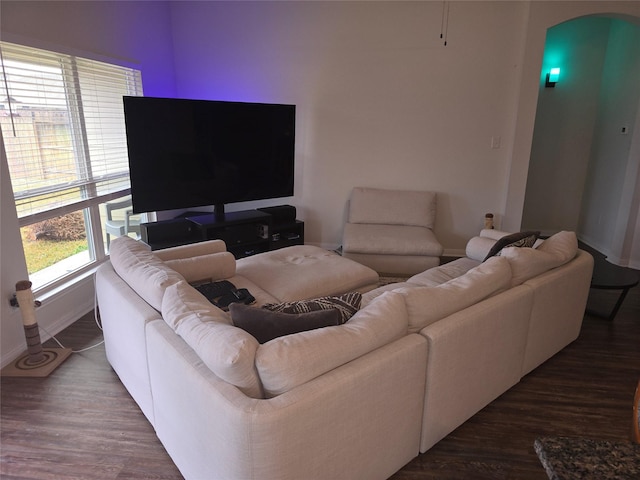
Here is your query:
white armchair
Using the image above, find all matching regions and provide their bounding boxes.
[104,196,141,249]
[342,187,443,275]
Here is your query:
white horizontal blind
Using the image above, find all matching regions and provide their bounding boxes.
[0,41,143,226]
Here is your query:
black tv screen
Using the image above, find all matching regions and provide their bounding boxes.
[123,96,295,215]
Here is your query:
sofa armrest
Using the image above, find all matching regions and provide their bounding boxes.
[479,228,511,240]
[154,239,227,261]
[465,236,496,262]
[164,251,236,283]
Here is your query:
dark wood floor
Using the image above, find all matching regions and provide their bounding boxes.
[2,266,639,479]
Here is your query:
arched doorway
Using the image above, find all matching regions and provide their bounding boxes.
[504,3,640,269]
[521,15,640,268]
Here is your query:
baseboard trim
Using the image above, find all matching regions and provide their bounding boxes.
[1,275,95,369]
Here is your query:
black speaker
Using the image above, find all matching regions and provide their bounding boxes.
[258,205,296,224]
[216,224,260,246]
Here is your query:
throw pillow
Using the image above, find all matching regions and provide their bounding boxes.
[483,230,540,261]
[261,291,362,324]
[229,303,342,344]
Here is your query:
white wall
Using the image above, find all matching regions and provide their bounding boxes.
[168,1,528,250]
[579,19,640,266]
[520,14,640,267]
[1,137,32,365]
[504,1,640,232]
[522,17,611,234]
[1,1,639,367]
[0,1,177,367]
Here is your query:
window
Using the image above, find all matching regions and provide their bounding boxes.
[0,41,143,292]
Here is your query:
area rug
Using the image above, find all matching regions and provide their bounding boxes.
[534,436,640,479]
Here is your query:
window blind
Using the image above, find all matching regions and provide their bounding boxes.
[0,41,143,226]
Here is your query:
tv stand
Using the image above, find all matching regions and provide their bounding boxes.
[140,208,304,258]
[212,203,226,221]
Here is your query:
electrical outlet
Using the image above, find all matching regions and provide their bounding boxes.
[491,136,501,149]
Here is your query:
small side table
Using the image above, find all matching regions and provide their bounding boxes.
[588,265,639,321]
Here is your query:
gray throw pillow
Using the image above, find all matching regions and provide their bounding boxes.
[229,303,342,344]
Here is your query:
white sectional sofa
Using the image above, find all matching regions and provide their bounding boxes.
[95,229,593,480]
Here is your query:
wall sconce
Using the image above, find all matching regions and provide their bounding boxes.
[545,67,560,88]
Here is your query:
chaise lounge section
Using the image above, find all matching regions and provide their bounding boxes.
[95,228,593,479]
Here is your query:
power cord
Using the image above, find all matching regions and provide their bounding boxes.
[40,273,104,354]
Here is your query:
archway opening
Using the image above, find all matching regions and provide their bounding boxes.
[521,14,640,267]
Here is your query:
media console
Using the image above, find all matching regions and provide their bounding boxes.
[140,207,304,258]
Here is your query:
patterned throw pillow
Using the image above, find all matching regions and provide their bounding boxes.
[262,292,362,324]
[483,230,540,262]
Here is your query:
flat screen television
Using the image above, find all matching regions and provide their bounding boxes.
[123,96,295,217]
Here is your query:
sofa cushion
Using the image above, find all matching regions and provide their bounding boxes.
[483,230,539,261]
[537,230,579,261]
[236,245,379,302]
[162,279,232,328]
[501,231,578,287]
[229,303,342,344]
[164,251,236,283]
[262,292,362,324]
[407,257,480,287]
[399,256,512,333]
[343,223,443,256]
[255,291,409,397]
[362,281,419,306]
[348,187,437,228]
[226,275,281,306]
[162,281,263,398]
[109,235,185,311]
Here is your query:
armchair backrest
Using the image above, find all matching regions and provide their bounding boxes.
[348,187,436,229]
[106,196,134,220]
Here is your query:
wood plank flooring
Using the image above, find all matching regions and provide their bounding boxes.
[2,268,639,479]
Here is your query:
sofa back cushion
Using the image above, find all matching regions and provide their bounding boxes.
[162,281,263,398]
[348,187,436,228]
[500,231,578,287]
[255,291,409,397]
[109,235,185,311]
[407,257,480,287]
[399,256,512,333]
